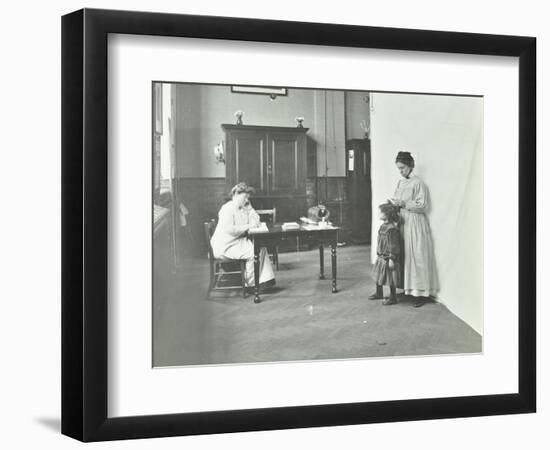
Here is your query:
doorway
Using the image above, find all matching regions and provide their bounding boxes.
[346,138,372,244]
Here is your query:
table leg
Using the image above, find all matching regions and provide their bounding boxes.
[319,244,325,279]
[254,244,261,303]
[331,243,337,293]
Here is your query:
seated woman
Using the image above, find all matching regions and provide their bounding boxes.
[210,182,275,289]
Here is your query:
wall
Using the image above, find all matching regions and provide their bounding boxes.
[174,84,353,247]
[370,92,483,333]
[312,90,346,176]
[345,91,370,140]
[173,84,347,178]
[174,84,203,177]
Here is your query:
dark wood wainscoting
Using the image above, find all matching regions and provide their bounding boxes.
[174,176,353,256]
[174,178,227,257]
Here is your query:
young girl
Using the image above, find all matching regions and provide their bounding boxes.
[368,202,401,305]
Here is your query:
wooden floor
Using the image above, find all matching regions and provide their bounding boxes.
[153,245,482,367]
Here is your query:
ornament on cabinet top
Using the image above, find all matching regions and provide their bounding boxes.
[234,110,244,125]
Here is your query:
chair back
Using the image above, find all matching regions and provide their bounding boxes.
[204,220,216,260]
[256,207,277,224]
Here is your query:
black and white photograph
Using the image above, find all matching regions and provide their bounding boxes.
[2,0,544,448]
[152,82,483,367]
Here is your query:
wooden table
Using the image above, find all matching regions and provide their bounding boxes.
[248,224,339,303]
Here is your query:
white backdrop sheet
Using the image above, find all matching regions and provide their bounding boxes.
[370,93,484,333]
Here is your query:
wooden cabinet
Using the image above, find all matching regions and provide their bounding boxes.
[223,124,309,222]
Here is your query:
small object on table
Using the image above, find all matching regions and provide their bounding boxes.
[308,204,331,223]
[282,222,300,231]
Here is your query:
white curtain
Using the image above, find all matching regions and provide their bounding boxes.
[370,93,483,334]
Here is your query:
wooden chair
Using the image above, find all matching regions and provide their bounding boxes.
[204,220,248,298]
[255,208,279,270]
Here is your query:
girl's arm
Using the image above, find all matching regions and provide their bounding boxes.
[387,228,401,261]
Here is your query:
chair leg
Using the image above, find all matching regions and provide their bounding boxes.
[207,262,215,299]
[242,261,247,298]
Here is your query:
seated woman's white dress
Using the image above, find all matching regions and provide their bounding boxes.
[210,200,275,287]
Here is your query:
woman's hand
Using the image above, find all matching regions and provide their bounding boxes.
[248,213,261,228]
[390,198,405,208]
[388,259,395,270]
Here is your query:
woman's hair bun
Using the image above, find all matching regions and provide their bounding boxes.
[395,151,415,168]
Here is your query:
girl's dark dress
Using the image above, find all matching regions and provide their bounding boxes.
[372,222,402,287]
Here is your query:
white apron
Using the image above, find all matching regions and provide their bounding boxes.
[394,175,439,297]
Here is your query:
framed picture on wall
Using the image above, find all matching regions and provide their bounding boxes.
[231,85,288,99]
[61,8,536,442]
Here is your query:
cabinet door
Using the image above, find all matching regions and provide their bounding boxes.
[267,132,306,195]
[226,130,267,194]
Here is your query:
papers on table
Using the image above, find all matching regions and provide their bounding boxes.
[299,216,336,230]
[301,224,319,231]
[300,216,317,225]
[248,221,337,233]
[301,223,337,231]
[282,222,300,231]
[248,222,269,234]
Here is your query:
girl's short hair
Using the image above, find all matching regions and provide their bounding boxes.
[230,182,255,197]
[379,202,400,223]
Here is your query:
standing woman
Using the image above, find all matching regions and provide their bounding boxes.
[391,151,439,307]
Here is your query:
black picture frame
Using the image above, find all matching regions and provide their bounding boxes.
[61,8,536,442]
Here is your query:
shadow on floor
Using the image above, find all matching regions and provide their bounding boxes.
[35,417,60,433]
